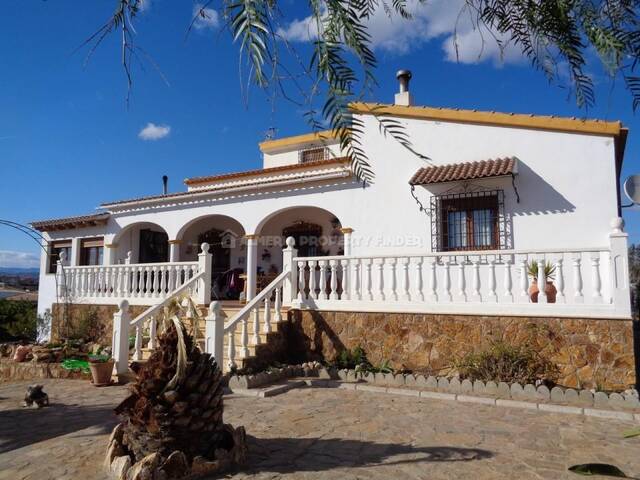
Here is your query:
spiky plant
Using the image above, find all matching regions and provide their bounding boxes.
[114,313,245,468]
[527,260,556,282]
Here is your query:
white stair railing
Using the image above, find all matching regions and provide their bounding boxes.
[218,269,290,370]
[111,243,212,378]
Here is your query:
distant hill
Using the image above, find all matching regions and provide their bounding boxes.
[0,267,39,277]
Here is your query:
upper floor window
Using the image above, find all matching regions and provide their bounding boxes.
[48,240,71,273]
[431,190,506,252]
[299,147,328,164]
[80,238,104,266]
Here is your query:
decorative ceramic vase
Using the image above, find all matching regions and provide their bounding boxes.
[528,280,557,303]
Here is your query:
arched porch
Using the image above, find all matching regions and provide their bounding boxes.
[176,215,246,301]
[112,222,169,265]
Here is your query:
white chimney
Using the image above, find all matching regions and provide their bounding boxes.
[394,69,414,106]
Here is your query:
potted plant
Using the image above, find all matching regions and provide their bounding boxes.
[88,354,114,386]
[527,260,557,303]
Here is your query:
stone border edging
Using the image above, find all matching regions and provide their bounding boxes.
[227,364,640,414]
[230,378,640,422]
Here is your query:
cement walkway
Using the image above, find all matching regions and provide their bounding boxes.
[0,379,638,479]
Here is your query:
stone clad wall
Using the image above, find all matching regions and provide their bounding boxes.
[283,310,638,391]
[51,303,149,345]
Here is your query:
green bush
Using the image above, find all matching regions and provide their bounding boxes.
[456,341,558,385]
[0,299,37,341]
[332,346,393,374]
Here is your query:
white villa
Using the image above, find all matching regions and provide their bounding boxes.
[32,72,635,388]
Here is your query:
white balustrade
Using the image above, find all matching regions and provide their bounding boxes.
[60,260,200,305]
[287,224,630,319]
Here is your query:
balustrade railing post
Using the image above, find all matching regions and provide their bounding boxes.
[330,260,339,300]
[282,237,297,306]
[133,324,143,361]
[197,242,212,305]
[274,286,283,322]
[591,255,603,303]
[555,257,565,303]
[471,259,480,302]
[573,255,584,303]
[205,301,225,366]
[609,217,631,316]
[537,259,548,303]
[457,259,467,302]
[263,297,272,334]
[519,256,529,303]
[502,255,514,303]
[112,299,131,379]
[488,259,497,302]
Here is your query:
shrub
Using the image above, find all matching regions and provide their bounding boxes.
[332,346,393,373]
[333,345,369,370]
[456,341,558,385]
[0,299,37,342]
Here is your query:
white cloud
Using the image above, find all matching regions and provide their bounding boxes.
[138,0,151,12]
[193,4,220,30]
[138,122,171,141]
[277,15,321,42]
[279,0,524,66]
[0,250,40,269]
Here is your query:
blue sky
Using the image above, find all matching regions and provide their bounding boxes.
[0,0,638,268]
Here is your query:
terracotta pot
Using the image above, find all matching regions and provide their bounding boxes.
[528,280,557,303]
[89,360,114,386]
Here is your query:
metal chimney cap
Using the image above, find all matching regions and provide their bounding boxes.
[396,69,412,80]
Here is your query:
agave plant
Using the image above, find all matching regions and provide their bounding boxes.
[527,260,556,282]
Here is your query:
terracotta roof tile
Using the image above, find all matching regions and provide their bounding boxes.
[409,158,517,185]
[184,157,349,185]
[31,212,110,232]
[102,158,351,207]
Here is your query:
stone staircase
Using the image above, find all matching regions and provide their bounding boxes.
[138,301,290,373]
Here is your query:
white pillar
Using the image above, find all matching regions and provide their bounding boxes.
[169,240,181,262]
[71,237,81,266]
[609,217,631,317]
[197,242,212,305]
[205,301,225,366]
[282,236,298,305]
[112,299,131,380]
[245,235,258,301]
[340,227,354,255]
[56,250,67,298]
[103,242,117,265]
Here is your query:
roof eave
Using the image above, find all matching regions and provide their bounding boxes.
[350,102,623,137]
[103,170,353,210]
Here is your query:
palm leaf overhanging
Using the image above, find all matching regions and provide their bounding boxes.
[85,1,640,183]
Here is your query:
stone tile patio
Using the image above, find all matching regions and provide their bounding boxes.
[0,379,638,480]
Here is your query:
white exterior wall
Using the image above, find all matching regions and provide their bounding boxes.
[36,113,621,318]
[263,141,343,168]
[36,224,108,318]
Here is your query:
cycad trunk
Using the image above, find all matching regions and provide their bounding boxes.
[107,319,246,479]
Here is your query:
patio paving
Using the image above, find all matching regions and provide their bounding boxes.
[0,379,638,480]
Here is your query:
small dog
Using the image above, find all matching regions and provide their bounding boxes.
[23,384,49,408]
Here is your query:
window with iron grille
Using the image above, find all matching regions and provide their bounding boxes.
[430,190,506,252]
[299,147,328,164]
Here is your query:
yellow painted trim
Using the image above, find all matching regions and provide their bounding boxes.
[104,243,118,248]
[349,102,623,137]
[259,130,336,152]
[168,239,182,245]
[340,227,354,234]
[244,234,259,240]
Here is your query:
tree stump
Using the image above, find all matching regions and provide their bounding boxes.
[105,319,247,479]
